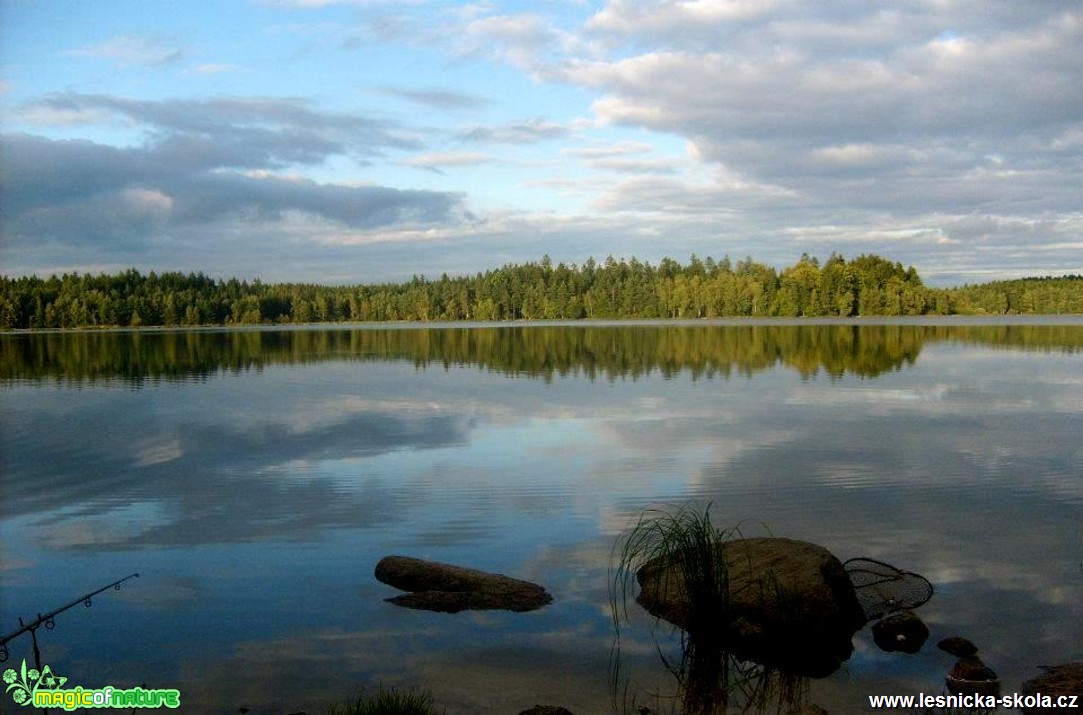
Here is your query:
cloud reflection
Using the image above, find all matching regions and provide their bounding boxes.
[1,323,1080,712]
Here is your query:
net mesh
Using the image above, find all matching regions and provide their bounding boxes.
[843,557,934,622]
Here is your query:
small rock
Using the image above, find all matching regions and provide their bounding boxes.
[937,636,979,657]
[950,655,998,681]
[871,610,929,653]
[518,707,574,715]
[1021,663,1083,715]
[947,655,1000,696]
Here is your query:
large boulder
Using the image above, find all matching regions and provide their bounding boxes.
[635,537,866,677]
[375,556,553,613]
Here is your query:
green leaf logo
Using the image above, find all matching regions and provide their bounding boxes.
[4,660,67,708]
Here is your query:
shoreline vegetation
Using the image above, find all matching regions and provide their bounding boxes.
[1,253,1081,330]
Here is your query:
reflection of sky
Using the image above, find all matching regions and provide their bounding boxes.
[1,330,1081,713]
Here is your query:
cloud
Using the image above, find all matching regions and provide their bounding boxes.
[459,118,570,144]
[562,142,680,174]
[587,0,781,36]
[4,2,1082,284]
[497,1,1083,279]
[588,158,678,174]
[0,133,463,246]
[804,143,915,170]
[592,171,795,214]
[402,151,495,173]
[564,141,654,159]
[380,86,489,111]
[191,63,239,75]
[460,13,588,73]
[569,6,1083,194]
[22,92,421,160]
[262,0,422,6]
[70,33,184,66]
[0,93,467,267]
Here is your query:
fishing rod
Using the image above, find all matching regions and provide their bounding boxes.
[0,573,140,667]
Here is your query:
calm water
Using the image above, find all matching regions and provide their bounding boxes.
[1,319,1081,714]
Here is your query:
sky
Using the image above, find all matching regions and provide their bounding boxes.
[1,1,1081,286]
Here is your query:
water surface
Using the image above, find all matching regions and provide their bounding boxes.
[2,319,1081,713]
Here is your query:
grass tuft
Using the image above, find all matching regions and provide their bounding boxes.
[610,503,810,715]
[324,687,444,715]
[612,502,737,630]
[610,502,742,714]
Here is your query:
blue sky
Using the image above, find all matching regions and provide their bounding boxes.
[2,0,1081,285]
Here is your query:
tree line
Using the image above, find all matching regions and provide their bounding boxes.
[0,253,1079,330]
[947,275,1083,315]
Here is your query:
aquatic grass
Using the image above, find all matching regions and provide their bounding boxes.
[609,502,742,714]
[609,504,812,715]
[324,687,444,715]
[611,502,737,632]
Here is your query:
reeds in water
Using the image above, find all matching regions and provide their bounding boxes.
[610,503,740,714]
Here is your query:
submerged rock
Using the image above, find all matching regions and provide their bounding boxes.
[635,537,867,677]
[518,707,575,715]
[872,610,929,653]
[374,555,553,613]
[1021,663,1083,714]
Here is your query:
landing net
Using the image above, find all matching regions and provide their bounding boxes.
[843,557,933,621]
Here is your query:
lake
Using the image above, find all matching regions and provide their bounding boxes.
[1,318,1081,714]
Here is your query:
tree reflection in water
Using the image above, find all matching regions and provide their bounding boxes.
[4,321,1080,386]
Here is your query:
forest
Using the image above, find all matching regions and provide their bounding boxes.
[1,253,1080,329]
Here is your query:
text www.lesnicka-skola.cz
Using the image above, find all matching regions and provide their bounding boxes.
[869,692,1079,710]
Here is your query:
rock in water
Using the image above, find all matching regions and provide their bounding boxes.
[635,537,867,677]
[1021,663,1083,715]
[872,610,929,653]
[947,655,1000,696]
[375,555,553,613]
[937,636,979,657]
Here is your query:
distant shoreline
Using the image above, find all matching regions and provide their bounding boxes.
[2,254,1081,330]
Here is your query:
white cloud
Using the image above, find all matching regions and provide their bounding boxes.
[563,141,654,159]
[588,157,678,174]
[121,187,175,216]
[402,151,495,172]
[192,63,239,75]
[380,86,489,111]
[70,34,184,66]
[587,0,783,37]
[805,143,915,169]
[261,0,423,6]
[459,118,570,145]
[5,0,1083,285]
[460,11,592,75]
